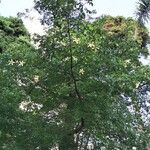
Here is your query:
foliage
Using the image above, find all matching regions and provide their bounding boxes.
[20,12,150,150]
[0,16,37,149]
[136,0,150,24]
[0,0,150,149]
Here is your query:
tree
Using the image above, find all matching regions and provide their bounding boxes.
[0,0,150,149]
[136,0,150,24]
[0,16,38,149]
[14,0,149,148]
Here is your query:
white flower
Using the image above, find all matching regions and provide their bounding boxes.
[136,82,140,88]
[64,57,70,61]
[132,147,137,150]
[59,103,67,109]
[8,59,15,65]
[101,147,106,150]
[2,69,7,73]
[79,68,85,75]
[125,59,131,64]
[19,61,25,66]
[88,42,96,49]
[34,75,39,83]
[17,79,26,86]
[124,59,131,67]
[73,37,80,44]
[73,56,78,62]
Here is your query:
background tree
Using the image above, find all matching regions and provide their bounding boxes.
[0,16,38,149]
[136,0,150,24]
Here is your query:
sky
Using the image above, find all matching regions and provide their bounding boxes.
[93,0,137,18]
[0,0,138,18]
[0,0,34,17]
[0,0,139,34]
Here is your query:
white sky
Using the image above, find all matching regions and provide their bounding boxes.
[0,0,138,17]
[0,0,34,16]
[93,0,137,18]
[0,0,140,34]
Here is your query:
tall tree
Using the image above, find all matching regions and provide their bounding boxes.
[136,0,150,24]
[0,0,150,149]
[17,0,149,148]
[0,16,38,149]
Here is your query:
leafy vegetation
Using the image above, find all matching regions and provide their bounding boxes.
[0,16,37,149]
[0,0,150,149]
[136,0,150,24]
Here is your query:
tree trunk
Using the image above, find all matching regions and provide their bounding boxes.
[59,133,77,150]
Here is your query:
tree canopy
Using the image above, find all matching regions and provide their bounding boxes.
[136,0,150,24]
[0,0,150,149]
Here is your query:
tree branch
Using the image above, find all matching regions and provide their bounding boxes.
[67,16,83,101]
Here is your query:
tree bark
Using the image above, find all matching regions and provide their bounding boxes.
[59,133,77,150]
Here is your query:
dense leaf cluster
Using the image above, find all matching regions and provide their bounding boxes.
[0,0,150,149]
